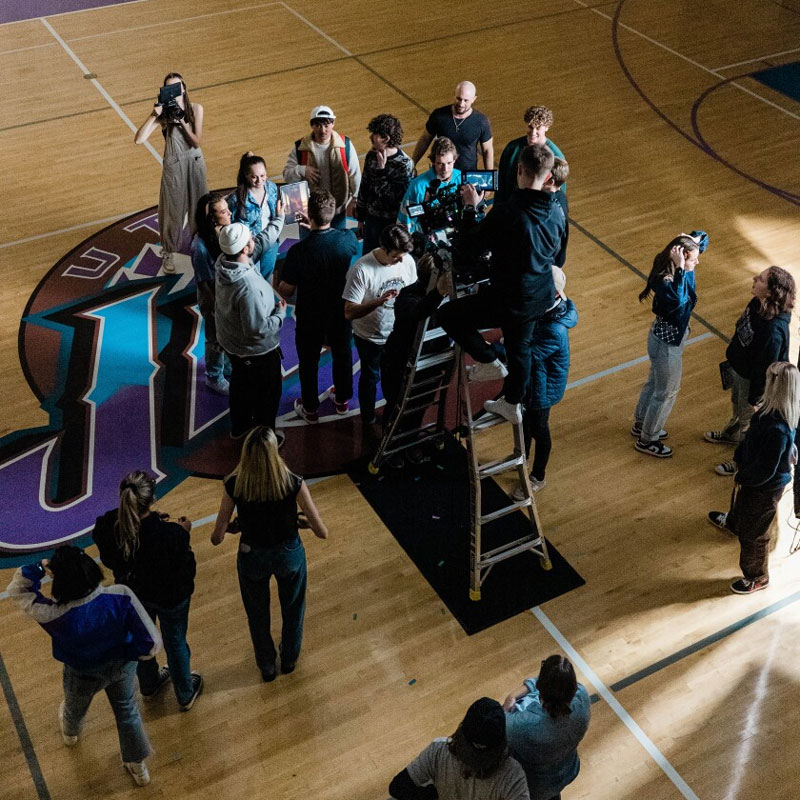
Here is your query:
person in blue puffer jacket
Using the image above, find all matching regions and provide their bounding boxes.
[513,266,578,499]
[632,233,703,458]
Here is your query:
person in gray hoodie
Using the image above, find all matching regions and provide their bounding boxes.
[215,217,286,440]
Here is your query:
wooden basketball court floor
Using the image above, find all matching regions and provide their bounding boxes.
[1,0,800,798]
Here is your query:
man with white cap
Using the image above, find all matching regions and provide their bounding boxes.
[215,217,287,441]
[283,105,361,228]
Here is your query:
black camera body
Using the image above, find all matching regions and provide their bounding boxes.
[157,83,185,124]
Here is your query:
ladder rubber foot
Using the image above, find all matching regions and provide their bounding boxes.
[367,462,380,475]
[540,557,552,571]
[469,588,481,602]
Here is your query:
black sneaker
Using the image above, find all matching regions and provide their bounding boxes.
[715,460,737,477]
[140,666,170,700]
[281,662,296,675]
[707,511,730,530]
[730,577,769,594]
[261,667,276,683]
[634,439,673,458]
[179,673,203,712]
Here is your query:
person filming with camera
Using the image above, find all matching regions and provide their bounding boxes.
[437,144,567,425]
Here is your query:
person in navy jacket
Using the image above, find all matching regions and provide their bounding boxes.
[708,362,799,593]
[7,545,161,786]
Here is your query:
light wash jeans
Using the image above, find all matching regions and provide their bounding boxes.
[62,660,152,763]
[634,327,687,441]
[137,597,193,705]
[720,367,753,443]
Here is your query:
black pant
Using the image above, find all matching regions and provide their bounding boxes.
[438,289,538,404]
[354,335,384,422]
[522,405,552,480]
[295,319,353,412]
[727,483,783,581]
[227,348,282,437]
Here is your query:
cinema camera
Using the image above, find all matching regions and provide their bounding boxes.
[408,171,497,282]
[156,82,185,123]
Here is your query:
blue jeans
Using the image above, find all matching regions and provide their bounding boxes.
[354,335,384,422]
[137,597,193,705]
[236,536,307,672]
[634,327,687,441]
[197,291,230,382]
[62,660,152,763]
[257,241,279,281]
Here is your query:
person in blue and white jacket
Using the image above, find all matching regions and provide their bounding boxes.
[7,545,161,787]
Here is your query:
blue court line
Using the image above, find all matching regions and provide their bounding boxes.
[0,651,52,800]
[569,217,731,344]
[610,587,800,692]
[566,332,713,390]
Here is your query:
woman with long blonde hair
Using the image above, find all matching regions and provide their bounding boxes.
[708,361,800,593]
[211,427,328,681]
[93,471,202,710]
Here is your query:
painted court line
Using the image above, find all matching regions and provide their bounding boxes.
[573,0,800,122]
[40,17,163,165]
[0,211,137,249]
[713,46,800,71]
[278,1,353,56]
[566,332,713,391]
[531,606,701,800]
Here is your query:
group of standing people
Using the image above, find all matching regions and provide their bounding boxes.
[632,234,797,593]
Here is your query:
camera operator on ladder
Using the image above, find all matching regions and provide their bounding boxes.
[437,144,567,424]
[397,138,462,234]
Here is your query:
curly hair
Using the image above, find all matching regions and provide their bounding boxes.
[523,105,554,129]
[760,266,795,320]
[430,136,458,161]
[367,114,404,146]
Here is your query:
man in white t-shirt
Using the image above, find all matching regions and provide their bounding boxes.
[283,104,361,229]
[342,223,417,424]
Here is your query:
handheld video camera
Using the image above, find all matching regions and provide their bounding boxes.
[157,83,185,124]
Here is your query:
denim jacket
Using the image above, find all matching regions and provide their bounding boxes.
[227,183,279,235]
[651,268,696,340]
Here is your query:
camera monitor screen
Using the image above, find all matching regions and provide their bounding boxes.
[279,181,310,222]
[157,83,182,106]
[407,203,425,218]
[462,170,498,191]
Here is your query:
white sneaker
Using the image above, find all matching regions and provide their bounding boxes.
[58,702,78,746]
[124,761,151,786]
[484,396,522,424]
[162,251,175,273]
[205,376,230,396]
[467,359,508,382]
[511,477,546,501]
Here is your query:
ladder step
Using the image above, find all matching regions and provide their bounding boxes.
[478,536,545,565]
[423,325,448,341]
[477,454,526,477]
[469,412,517,432]
[415,350,455,370]
[479,500,533,525]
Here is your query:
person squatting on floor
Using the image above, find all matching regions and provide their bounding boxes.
[92,470,203,712]
[632,232,706,457]
[278,189,360,422]
[504,655,591,800]
[211,426,329,681]
[704,266,794,476]
[134,72,208,274]
[708,361,800,594]
[7,546,161,786]
[389,697,531,800]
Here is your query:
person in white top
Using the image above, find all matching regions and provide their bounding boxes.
[342,224,417,424]
[283,104,361,229]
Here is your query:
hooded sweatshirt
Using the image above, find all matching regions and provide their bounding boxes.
[215,256,285,357]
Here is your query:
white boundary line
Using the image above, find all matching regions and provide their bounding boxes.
[573,0,800,122]
[713,46,800,72]
[278,1,353,56]
[40,17,163,165]
[0,42,55,56]
[68,1,281,42]
[531,606,701,800]
[0,211,138,249]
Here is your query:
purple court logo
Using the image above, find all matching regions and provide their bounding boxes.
[1,208,359,558]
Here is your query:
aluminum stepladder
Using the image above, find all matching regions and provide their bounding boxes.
[367,252,552,600]
[458,357,552,601]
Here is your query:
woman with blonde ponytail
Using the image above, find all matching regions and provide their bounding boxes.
[211,426,328,682]
[93,471,202,711]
